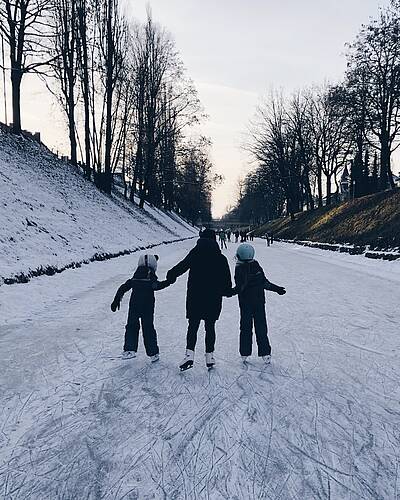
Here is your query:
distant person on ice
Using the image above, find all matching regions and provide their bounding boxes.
[232,243,286,364]
[219,229,227,249]
[167,229,232,371]
[110,254,170,361]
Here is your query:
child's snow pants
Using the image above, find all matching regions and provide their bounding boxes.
[186,318,216,353]
[239,302,271,357]
[124,303,159,356]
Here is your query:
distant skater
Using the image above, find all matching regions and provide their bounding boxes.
[234,230,240,243]
[111,254,171,361]
[232,243,286,364]
[219,229,227,249]
[167,229,232,370]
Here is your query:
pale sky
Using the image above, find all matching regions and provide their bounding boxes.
[0,0,392,217]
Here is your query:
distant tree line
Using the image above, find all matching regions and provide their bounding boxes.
[226,0,400,223]
[0,0,215,223]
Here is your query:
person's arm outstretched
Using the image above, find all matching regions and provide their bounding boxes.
[166,250,194,283]
[111,279,133,311]
[153,279,171,291]
[264,278,286,295]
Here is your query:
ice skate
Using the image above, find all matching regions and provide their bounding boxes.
[205,352,215,369]
[179,349,194,371]
[262,355,271,365]
[241,355,249,364]
[122,350,136,360]
[150,354,159,363]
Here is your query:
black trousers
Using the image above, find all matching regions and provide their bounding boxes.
[186,318,216,353]
[124,304,159,356]
[239,303,271,357]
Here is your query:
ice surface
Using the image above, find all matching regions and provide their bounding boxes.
[1,239,399,499]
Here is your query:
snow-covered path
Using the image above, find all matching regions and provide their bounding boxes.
[1,240,400,499]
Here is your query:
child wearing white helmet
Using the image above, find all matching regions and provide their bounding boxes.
[111,253,171,361]
[233,243,286,364]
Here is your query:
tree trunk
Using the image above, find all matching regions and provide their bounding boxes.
[326,174,332,206]
[79,3,91,179]
[67,91,77,165]
[317,167,323,207]
[11,71,22,133]
[103,0,114,195]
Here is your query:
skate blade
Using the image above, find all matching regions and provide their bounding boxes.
[180,361,193,372]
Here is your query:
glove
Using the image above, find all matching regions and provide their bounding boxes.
[111,300,120,312]
[277,287,286,296]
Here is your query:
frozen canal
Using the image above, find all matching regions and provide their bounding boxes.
[1,239,400,499]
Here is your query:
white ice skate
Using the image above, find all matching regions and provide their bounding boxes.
[241,355,249,363]
[179,349,194,371]
[262,355,271,365]
[122,350,136,360]
[205,352,216,369]
[150,354,159,363]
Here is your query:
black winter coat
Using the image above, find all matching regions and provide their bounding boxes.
[112,266,169,313]
[167,238,232,321]
[234,260,281,307]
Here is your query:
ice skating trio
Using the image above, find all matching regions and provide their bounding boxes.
[111,229,286,371]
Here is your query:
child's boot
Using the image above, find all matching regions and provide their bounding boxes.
[205,352,215,368]
[122,350,136,360]
[180,349,194,371]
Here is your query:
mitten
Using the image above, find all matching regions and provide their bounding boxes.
[111,300,120,312]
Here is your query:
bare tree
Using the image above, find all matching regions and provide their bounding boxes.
[347,4,400,189]
[0,0,53,132]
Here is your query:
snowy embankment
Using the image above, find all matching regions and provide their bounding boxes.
[0,129,197,285]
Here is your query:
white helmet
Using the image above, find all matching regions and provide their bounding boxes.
[236,243,255,262]
[138,254,158,271]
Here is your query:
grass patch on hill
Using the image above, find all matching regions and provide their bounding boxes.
[255,189,400,250]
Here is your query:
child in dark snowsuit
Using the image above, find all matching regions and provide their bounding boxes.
[233,243,286,364]
[111,254,170,361]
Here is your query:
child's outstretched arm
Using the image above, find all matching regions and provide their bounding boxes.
[264,279,286,295]
[153,279,171,291]
[111,279,133,311]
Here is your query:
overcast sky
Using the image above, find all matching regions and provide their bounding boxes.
[1,0,391,217]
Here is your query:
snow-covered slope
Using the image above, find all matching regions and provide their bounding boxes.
[0,128,196,284]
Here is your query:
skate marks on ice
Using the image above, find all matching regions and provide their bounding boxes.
[2,354,400,499]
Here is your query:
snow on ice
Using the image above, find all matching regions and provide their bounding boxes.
[1,239,400,499]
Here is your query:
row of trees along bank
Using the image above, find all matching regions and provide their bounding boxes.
[0,0,217,223]
[226,0,400,224]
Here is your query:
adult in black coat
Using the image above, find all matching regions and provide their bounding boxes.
[167,229,232,364]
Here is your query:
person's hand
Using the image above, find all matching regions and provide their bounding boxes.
[277,287,286,295]
[111,300,120,312]
[166,271,176,284]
